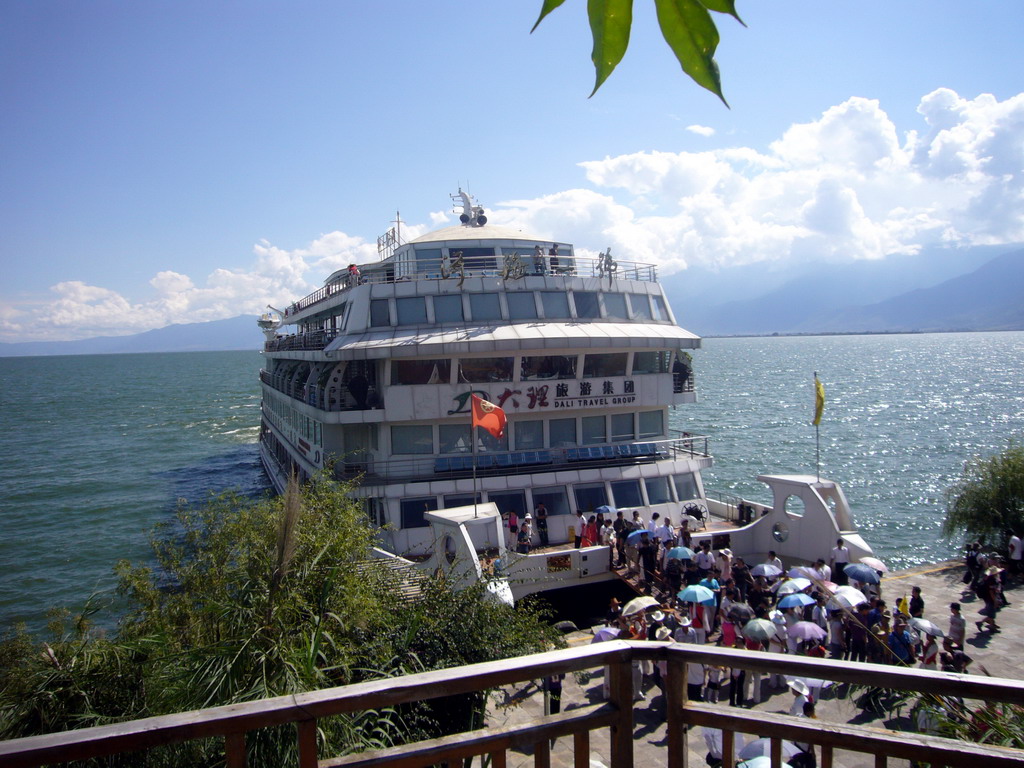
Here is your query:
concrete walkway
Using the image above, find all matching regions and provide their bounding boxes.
[487,560,1022,768]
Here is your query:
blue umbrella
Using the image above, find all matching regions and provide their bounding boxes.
[844,563,881,584]
[595,504,617,517]
[777,592,815,609]
[626,529,652,545]
[677,584,716,605]
[667,546,696,560]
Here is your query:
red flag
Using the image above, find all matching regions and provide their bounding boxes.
[471,394,506,440]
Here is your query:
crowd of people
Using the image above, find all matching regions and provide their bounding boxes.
[580,521,1020,768]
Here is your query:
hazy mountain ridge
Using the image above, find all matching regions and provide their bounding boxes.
[0,315,262,357]
[668,244,1024,336]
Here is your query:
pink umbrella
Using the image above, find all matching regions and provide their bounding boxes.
[789,621,827,641]
[859,556,889,573]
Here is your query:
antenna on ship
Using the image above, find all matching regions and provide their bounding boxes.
[376,212,403,260]
[451,188,487,227]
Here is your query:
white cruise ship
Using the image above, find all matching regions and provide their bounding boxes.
[258,191,872,594]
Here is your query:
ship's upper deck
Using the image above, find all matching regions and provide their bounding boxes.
[283,224,658,322]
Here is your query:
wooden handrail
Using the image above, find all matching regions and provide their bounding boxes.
[2,641,1023,768]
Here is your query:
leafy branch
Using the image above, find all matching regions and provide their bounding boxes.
[532,0,744,103]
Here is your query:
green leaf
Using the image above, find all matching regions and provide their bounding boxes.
[531,0,568,33]
[588,0,634,96]
[699,0,745,26]
[654,0,728,105]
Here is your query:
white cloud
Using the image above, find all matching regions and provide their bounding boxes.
[5,88,1022,342]
[686,124,716,137]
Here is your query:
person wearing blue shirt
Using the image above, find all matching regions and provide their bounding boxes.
[888,619,914,665]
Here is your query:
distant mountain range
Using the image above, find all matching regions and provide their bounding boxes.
[2,245,1022,357]
[0,315,262,357]
[666,244,1024,336]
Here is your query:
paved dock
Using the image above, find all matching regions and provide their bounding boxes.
[487,560,1022,767]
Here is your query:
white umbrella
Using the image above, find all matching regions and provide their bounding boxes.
[859,556,889,573]
[776,577,812,596]
[828,585,867,609]
[739,738,803,761]
[909,617,944,637]
[703,728,747,760]
[680,514,703,528]
[751,563,783,578]
[621,595,659,616]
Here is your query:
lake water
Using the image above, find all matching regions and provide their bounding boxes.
[2,332,1022,634]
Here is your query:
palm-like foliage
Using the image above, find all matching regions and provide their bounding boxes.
[943,440,1024,548]
[0,472,559,766]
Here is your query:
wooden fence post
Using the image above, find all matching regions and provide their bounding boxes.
[607,653,635,768]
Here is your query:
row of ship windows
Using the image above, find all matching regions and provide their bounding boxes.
[395,472,701,529]
[263,393,322,445]
[389,351,672,385]
[370,290,670,328]
[391,411,664,455]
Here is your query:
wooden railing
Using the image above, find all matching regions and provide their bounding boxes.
[3,641,1024,768]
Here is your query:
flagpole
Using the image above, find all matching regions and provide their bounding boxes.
[472,424,479,518]
[814,371,821,482]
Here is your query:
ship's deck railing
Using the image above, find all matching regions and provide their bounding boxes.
[3,641,1023,768]
[265,329,340,352]
[334,435,711,484]
[282,254,659,317]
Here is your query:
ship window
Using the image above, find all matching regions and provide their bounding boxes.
[444,493,481,508]
[549,418,576,447]
[515,420,544,450]
[628,294,653,320]
[488,490,527,519]
[396,296,427,325]
[673,473,699,502]
[573,291,600,319]
[400,496,437,529]
[458,356,513,383]
[611,479,643,508]
[633,351,671,374]
[521,355,576,381]
[458,247,497,274]
[583,353,627,378]
[645,477,672,505]
[415,247,443,275]
[475,425,508,453]
[439,424,472,453]
[610,413,634,442]
[391,425,433,454]
[469,292,503,321]
[507,292,538,320]
[532,486,570,516]
[638,410,663,439]
[391,359,450,385]
[433,294,464,323]
[581,415,605,445]
[370,299,391,327]
[540,291,570,319]
[604,293,628,319]
[652,294,670,322]
[574,483,608,514]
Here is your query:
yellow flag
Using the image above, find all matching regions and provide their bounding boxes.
[813,374,825,426]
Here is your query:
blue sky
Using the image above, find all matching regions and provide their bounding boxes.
[2,1,1023,341]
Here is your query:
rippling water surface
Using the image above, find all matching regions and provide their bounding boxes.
[675,331,1024,569]
[2,334,1022,634]
[0,351,268,634]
